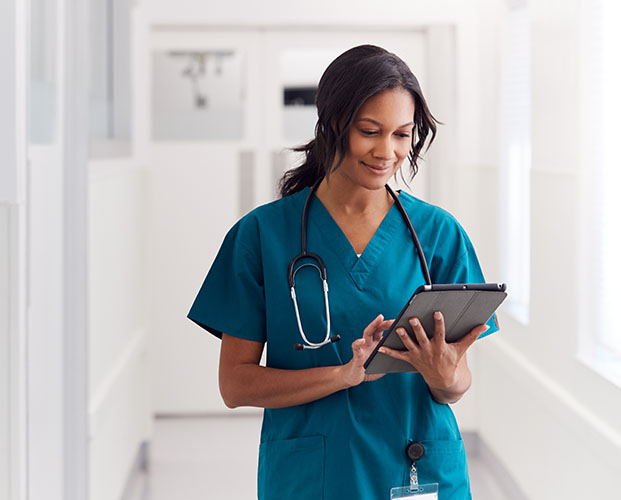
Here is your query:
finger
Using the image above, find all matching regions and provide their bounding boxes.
[395,326,418,352]
[379,319,395,330]
[433,311,446,344]
[374,319,394,341]
[409,317,430,346]
[363,314,384,342]
[455,324,489,354]
[378,345,409,362]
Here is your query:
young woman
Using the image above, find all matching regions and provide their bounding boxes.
[188,44,498,500]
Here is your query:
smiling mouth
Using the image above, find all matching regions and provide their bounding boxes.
[362,161,392,170]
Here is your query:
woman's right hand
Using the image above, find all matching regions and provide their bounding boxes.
[219,314,393,409]
[341,314,394,387]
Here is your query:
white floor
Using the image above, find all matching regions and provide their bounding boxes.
[125,415,516,500]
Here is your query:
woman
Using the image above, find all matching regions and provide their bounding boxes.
[188,44,498,499]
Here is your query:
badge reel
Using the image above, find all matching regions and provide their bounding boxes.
[390,442,439,499]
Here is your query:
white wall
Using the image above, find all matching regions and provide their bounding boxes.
[0,205,27,500]
[88,160,151,500]
[4,0,153,498]
[455,0,621,498]
[87,3,153,500]
[149,0,471,26]
[27,1,65,496]
[0,0,28,498]
[27,146,65,500]
[145,144,241,414]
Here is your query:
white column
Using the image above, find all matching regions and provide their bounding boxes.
[0,0,28,498]
[62,0,90,497]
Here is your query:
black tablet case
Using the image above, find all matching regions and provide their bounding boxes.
[364,284,507,374]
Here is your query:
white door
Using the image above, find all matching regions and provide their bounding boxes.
[147,29,266,414]
[148,28,429,414]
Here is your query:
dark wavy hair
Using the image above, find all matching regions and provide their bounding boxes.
[278,44,440,198]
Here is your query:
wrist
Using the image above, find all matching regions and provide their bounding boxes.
[338,362,357,390]
[426,370,458,393]
[427,368,471,403]
[429,386,459,405]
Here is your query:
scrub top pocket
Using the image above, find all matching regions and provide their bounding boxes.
[413,439,470,500]
[258,435,325,500]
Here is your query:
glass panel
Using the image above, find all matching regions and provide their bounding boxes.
[597,0,621,355]
[89,0,132,146]
[152,50,245,141]
[30,0,57,144]
[499,4,531,324]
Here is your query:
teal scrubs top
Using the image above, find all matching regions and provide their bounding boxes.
[188,187,498,500]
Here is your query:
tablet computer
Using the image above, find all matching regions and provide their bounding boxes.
[364,283,507,374]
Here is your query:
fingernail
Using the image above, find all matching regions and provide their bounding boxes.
[411,318,420,327]
[397,328,405,336]
[434,311,441,320]
[379,348,386,354]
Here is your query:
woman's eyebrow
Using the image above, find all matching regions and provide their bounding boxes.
[357,117,414,128]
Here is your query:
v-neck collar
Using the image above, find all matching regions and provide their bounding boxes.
[306,188,402,290]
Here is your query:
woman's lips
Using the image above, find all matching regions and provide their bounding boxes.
[362,161,391,173]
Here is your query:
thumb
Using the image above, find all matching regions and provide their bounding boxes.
[456,324,489,354]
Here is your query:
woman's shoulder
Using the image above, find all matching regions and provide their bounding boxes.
[397,190,473,252]
[239,187,307,227]
[398,190,462,227]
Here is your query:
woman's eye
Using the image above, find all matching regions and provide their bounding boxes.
[361,130,378,136]
[397,133,411,138]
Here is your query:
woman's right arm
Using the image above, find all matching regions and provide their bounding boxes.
[218,315,393,409]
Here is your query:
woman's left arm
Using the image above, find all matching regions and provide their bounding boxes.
[378,311,489,404]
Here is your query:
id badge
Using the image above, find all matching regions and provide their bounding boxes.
[391,442,439,499]
[390,483,439,499]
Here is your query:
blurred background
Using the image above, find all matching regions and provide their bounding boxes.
[1,0,620,499]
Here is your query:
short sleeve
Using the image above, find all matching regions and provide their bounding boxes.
[431,226,500,340]
[187,220,266,343]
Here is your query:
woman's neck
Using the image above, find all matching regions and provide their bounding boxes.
[315,174,393,217]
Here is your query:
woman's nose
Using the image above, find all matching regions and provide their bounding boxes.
[372,136,397,160]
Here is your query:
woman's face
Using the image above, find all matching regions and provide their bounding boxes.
[335,87,415,191]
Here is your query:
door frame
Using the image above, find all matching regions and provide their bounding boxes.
[61,0,90,497]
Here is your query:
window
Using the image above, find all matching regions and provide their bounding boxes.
[30,0,57,144]
[151,50,245,141]
[89,0,132,157]
[499,0,531,324]
[579,0,621,385]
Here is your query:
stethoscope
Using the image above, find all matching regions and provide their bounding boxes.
[288,179,432,350]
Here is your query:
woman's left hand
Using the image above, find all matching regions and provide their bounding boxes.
[378,311,489,402]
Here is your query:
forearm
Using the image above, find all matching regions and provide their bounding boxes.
[220,363,350,409]
[427,358,472,405]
